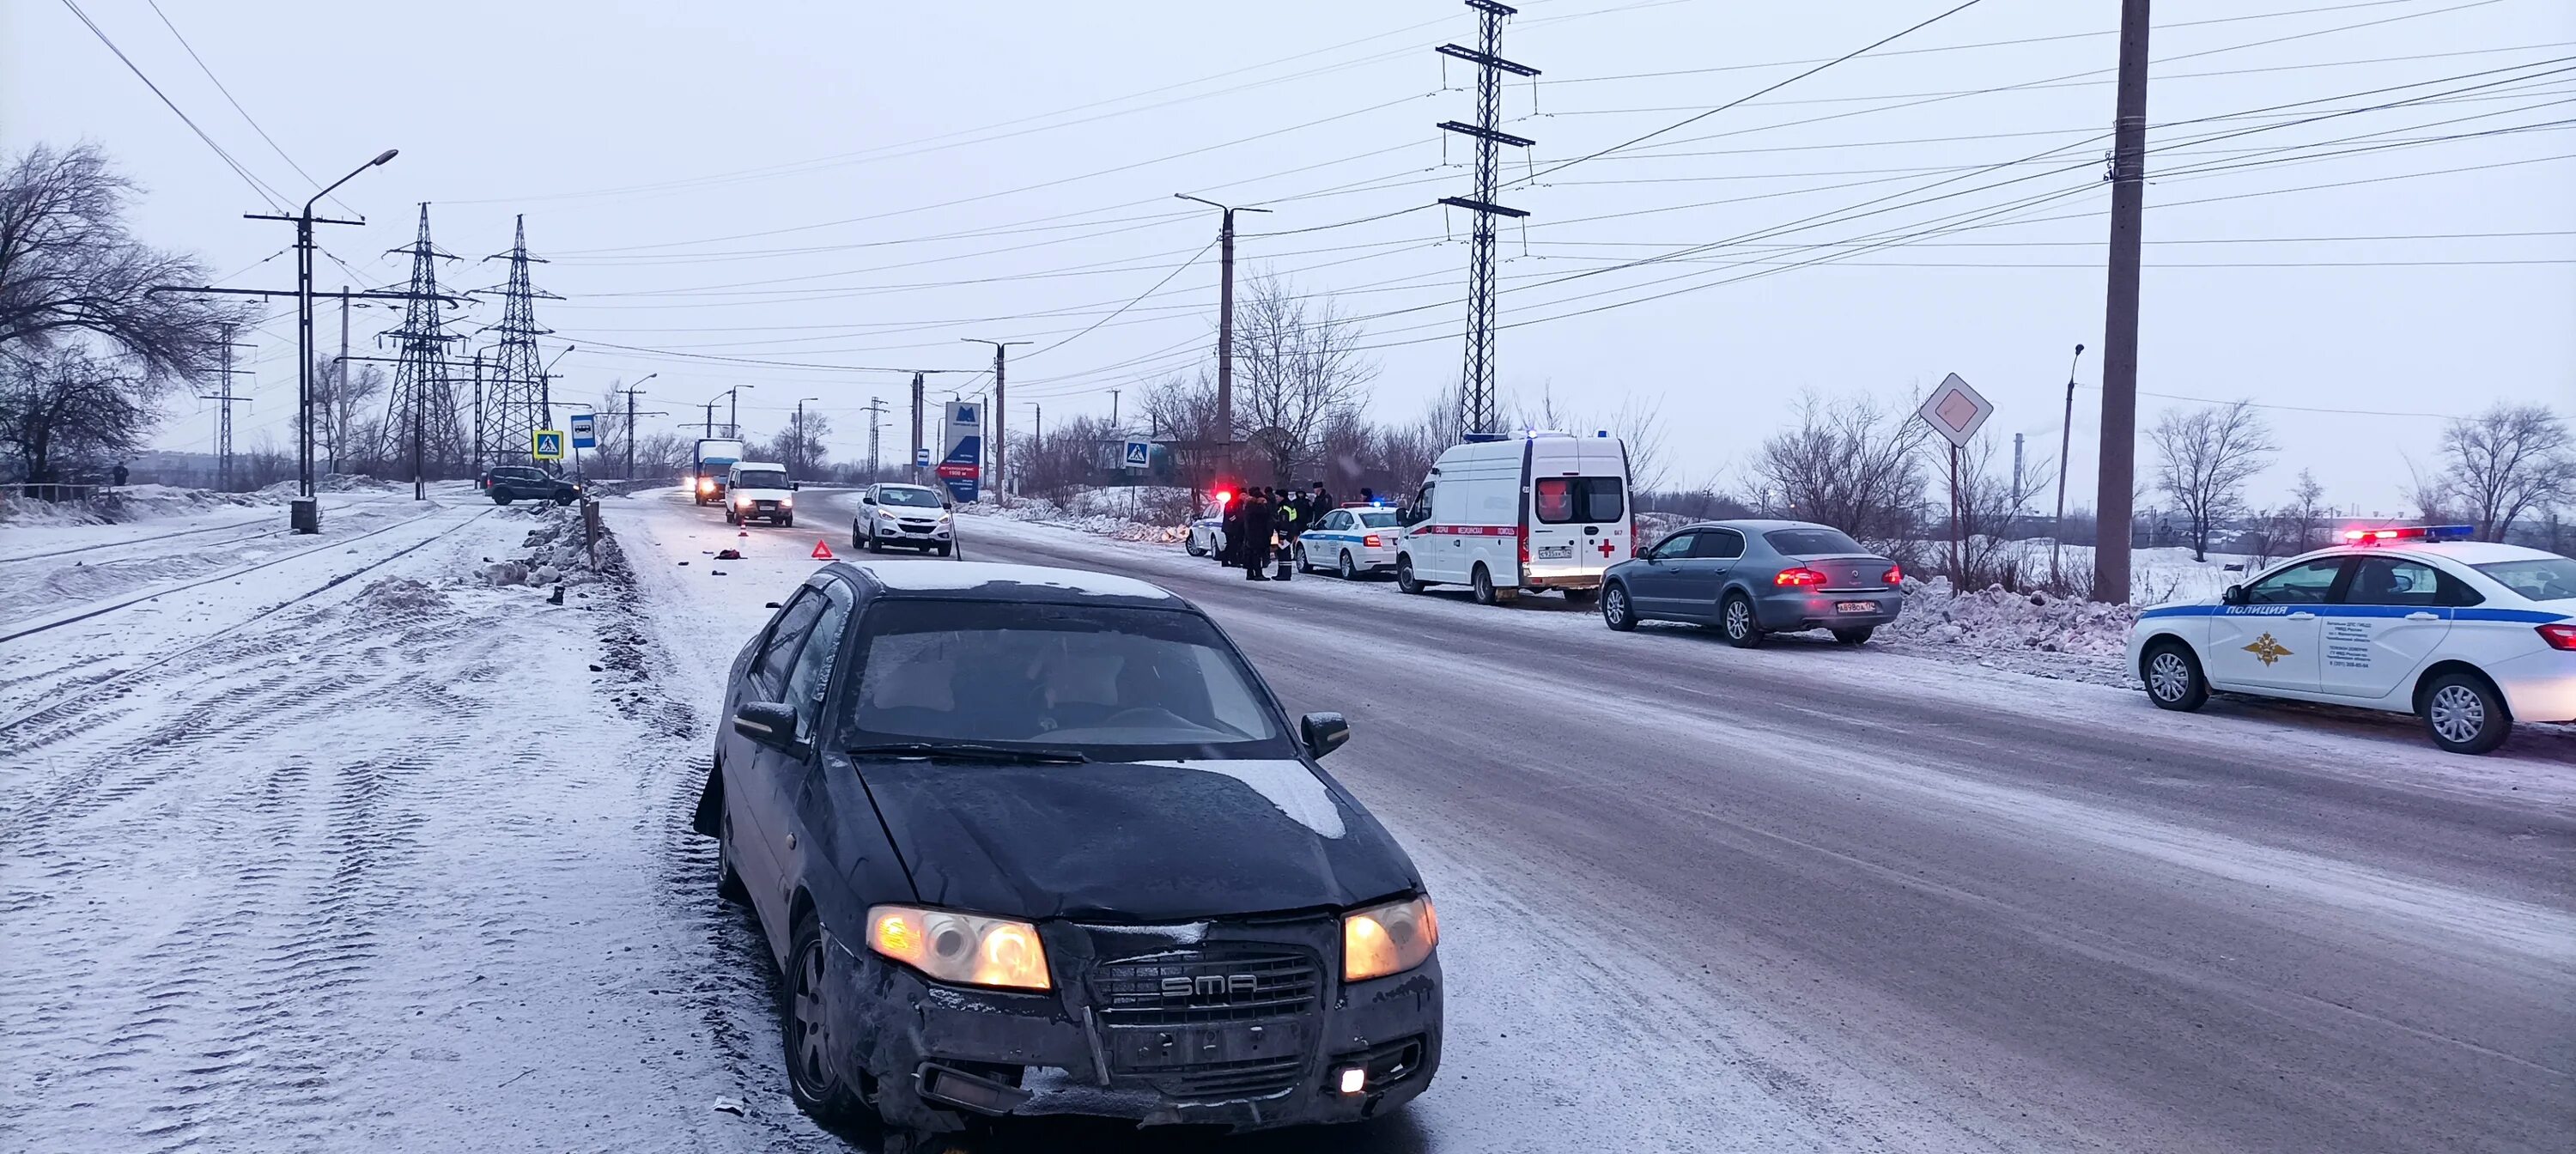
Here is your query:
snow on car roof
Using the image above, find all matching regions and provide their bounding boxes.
[850,560,1178,601]
[730,460,787,471]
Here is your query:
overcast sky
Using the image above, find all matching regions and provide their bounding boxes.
[9,0,2572,513]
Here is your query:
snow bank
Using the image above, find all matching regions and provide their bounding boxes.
[1885,576,2140,657]
[351,575,453,617]
[0,483,270,526]
[472,502,613,587]
[957,494,1188,544]
[255,472,399,496]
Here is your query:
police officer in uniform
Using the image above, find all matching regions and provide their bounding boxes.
[1242,489,1275,580]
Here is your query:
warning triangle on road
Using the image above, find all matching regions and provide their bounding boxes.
[811,540,836,561]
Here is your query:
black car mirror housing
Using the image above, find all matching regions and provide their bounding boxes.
[733,702,803,752]
[2221,584,2246,605]
[1300,712,1352,760]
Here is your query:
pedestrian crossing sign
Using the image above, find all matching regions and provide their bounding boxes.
[1122,439,1151,469]
[532,429,565,460]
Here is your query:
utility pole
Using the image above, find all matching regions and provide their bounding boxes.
[241,147,397,531]
[613,373,659,479]
[471,352,485,476]
[1176,197,1269,483]
[337,286,349,473]
[961,339,1030,500]
[912,371,927,483]
[1109,387,1121,430]
[704,401,716,438]
[198,324,253,491]
[2011,431,2025,541]
[1437,0,1538,439]
[791,396,822,475]
[862,396,887,481]
[2051,343,2087,586]
[2093,0,2150,603]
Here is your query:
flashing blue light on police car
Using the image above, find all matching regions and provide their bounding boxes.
[2342,524,2474,544]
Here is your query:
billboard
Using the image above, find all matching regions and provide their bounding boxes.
[939,400,982,504]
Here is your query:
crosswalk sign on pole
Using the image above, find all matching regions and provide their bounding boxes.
[532,429,565,460]
[1121,439,1151,470]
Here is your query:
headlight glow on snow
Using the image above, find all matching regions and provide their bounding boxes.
[1342,896,1437,982]
[867,905,1051,991]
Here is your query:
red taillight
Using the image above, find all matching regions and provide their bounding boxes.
[1883,564,1903,586]
[2539,623,2576,652]
[1363,534,1381,548]
[1776,567,1826,587]
[1518,534,1530,568]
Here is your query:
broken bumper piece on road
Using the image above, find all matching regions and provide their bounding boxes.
[829,920,1442,1134]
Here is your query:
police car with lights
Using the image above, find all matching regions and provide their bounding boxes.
[1184,491,1233,561]
[2126,525,2576,754]
[1293,504,1405,579]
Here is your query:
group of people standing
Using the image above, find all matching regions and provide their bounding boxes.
[1218,483,1335,580]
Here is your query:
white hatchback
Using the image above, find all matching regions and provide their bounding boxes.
[2125,526,2575,753]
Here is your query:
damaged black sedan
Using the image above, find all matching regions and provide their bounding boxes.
[692,561,1441,1149]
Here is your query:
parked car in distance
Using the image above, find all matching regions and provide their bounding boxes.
[479,464,580,506]
[724,461,797,526]
[1601,519,1903,646]
[693,561,1442,1149]
[1294,504,1405,578]
[1184,492,1232,560]
[854,482,955,554]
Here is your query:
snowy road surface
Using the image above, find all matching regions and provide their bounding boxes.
[3,486,2567,1153]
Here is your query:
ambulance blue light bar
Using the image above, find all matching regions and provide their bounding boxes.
[2342,525,2473,544]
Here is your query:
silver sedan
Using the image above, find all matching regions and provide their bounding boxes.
[1600,519,1904,646]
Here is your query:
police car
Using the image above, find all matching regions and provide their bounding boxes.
[1294,504,1405,579]
[1183,492,1231,561]
[2126,525,2576,754]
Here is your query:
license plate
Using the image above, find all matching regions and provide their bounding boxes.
[1836,601,1878,614]
[1109,1021,1310,1071]
[1535,544,1574,560]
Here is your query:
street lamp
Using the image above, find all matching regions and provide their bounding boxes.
[281,147,397,532]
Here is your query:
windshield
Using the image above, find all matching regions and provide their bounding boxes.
[1765,527,1867,556]
[2474,556,2576,600]
[844,599,1285,758]
[734,470,789,490]
[877,486,945,507]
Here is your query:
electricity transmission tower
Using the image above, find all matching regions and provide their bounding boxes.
[1437,0,1537,439]
[864,396,888,480]
[477,215,561,466]
[199,324,254,491]
[380,204,465,488]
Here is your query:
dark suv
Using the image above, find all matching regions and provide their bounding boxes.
[692,562,1441,1150]
[480,465,579,506]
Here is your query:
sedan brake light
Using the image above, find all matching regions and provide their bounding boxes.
[1883,564,1903,586]
[2539,623,2576,652]
[1775,567,1827,587]
[1364,534,1382,548]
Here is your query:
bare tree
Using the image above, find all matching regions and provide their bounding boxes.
[1750,391,1929,549]
[1232,273,1375,488]
[2148,400,2277,562]
[1935,432,2055,586]
[2,343,163,483]
[2428,403,2572,542]
[310,357,384,475]
[763,410,831,474]
[0,143,245,380]
[1510,383,1671,490]
[2286,468,2328,554]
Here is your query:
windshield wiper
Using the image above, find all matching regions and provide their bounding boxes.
[844,741,1088,765]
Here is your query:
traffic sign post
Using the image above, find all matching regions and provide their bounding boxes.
[914,447,932,470]
[532,429,565,461]
[569,413,596,450]
[1914,374,1992,584]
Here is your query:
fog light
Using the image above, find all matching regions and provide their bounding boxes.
[1336,1066,1365,1096]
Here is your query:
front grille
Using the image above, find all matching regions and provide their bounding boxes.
[1093,951,1320,1025]
[1153,1055,1304,1101]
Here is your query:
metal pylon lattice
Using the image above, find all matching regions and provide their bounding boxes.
[1437,0,1537,439]
[477,215,560,465]
[380,204,464,476]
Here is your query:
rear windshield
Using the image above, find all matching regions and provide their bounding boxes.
[2474,556,2576,600]
[878,486,944,507]
[844,600,1285,758]
[1534,477,1625,524]
[1357,511,1399,528]
[734,470,790,490]
[1765,527,1866,556]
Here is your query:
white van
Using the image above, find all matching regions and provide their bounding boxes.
[723,460,796,526]
[1393,431,1633,604]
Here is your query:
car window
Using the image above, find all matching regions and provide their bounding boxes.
[878,486,944,507]
[753,590,828,697]
[1321,510,1348,531]
[846,600,1285,756]
[1534,477,1624,524]
[2340,556,2441,606]
[1691,529,1745,560]
[1357,511,1399,529]
[1648,531,1696,561]
[734,469,790,490]
[1765,527,1865,556]
[2245,557,2346,604]
[781,582,854,738]
[2473,556,2576,600]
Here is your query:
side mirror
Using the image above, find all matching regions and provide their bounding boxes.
[792,481,801,490]
[2221,584,2247,606]
[860,495,874,505]
[1299,712,1352,760]
[732,702,802,751]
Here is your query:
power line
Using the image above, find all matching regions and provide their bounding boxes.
[139,0,354,217]
[58,0,286,209]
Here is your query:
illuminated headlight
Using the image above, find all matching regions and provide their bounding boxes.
[879,511,900,523]
[780,495,793,507]
[867,905,1050,991]
[1342,896,1438,982]
[697,477,714,493]
[735,495,752,507]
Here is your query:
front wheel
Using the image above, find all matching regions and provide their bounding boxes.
[1602,583,1637,632]
[781,917,866,1124]
[2142,641,2208,712]
[494,492,516,506]
[1395,556,1424,595]
[1721,592,1765,648]
[781,514,794,528]
[2421,671,2510,754]
[1186,535,1207,557]
[553,493,574,507]
[936,543,952,557]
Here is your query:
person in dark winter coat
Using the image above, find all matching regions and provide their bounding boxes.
[1241,490,1276,580]
[1308,482,1334,519]
[1218,493,1244,566]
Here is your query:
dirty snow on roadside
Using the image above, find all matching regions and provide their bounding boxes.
[0,491,797,1154]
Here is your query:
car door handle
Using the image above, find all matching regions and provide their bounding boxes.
[2404,611,2439,621]
[2286,611,2318,620]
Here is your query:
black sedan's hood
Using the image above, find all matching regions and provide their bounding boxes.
[855,757,1418,922]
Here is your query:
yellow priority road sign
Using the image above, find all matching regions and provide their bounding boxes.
[532,429,566,460]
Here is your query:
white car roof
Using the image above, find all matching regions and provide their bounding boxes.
[854,561,1177,601]
[731,461,787,471]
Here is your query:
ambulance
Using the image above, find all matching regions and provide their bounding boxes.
[1392,431,1634,604]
